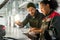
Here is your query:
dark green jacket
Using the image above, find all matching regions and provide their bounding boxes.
[22,10,44,28]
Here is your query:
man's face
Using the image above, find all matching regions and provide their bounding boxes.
[27,7,36,16]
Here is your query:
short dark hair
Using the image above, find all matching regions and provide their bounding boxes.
[40,0,58,10]
[27,2,36,9]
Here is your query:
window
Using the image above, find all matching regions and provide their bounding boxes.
[0,0,4,4]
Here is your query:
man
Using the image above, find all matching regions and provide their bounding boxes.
[15,2,44,40]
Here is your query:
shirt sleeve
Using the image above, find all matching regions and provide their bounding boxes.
[22,16,29,27]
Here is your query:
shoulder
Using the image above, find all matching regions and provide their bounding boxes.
[53,16,60,21]
[38,13,45,18]
[52,11,60,16]
[26,14,31,19]
[36,10,44,16]
[49,11,60,18]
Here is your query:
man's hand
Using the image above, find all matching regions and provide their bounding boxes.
[15,21,23,26]
[29,28,43,34]
[29,28,36,32]
[32,29,43,34]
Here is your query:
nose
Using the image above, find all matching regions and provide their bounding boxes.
[41,9,43,13]
[29,11,33,14]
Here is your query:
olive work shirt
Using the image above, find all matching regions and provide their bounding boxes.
[22,10,44,28]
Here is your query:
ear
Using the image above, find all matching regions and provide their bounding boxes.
[46,4,50,7]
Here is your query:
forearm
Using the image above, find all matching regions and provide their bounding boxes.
[29,28,42,33]
[32,29,42,33]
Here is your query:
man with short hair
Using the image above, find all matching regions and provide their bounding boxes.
[15,2,44,40]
